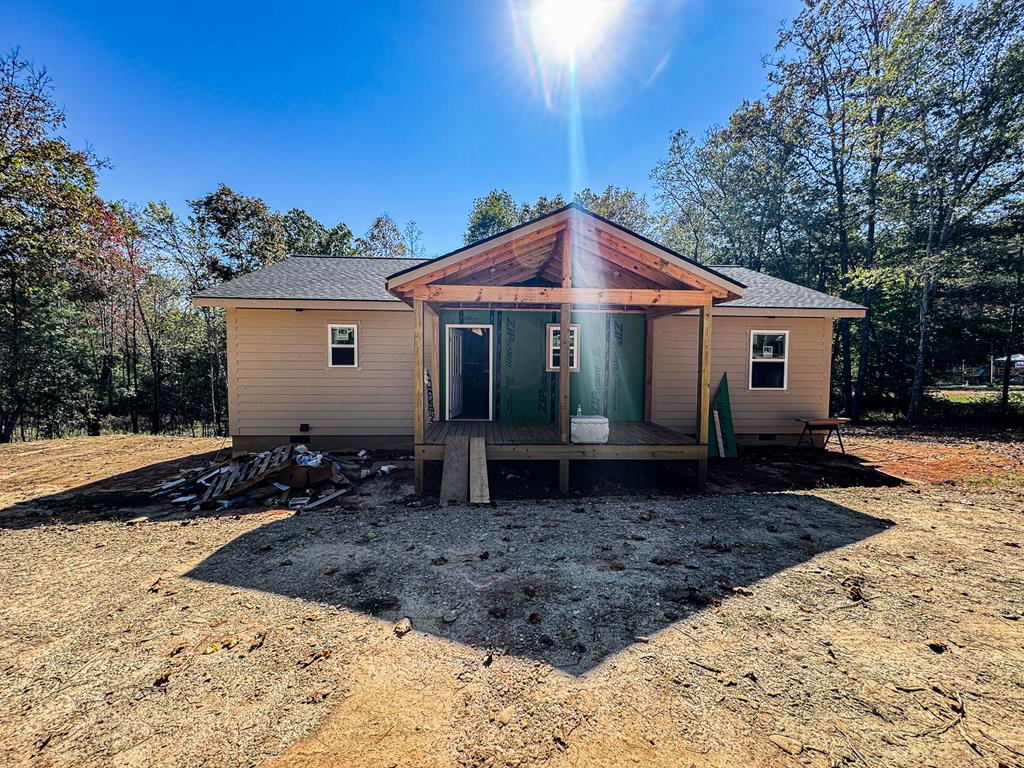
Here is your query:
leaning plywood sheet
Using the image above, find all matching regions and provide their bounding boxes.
[439,435,470,505]
[708,373,738,458]
[468,436,490,504]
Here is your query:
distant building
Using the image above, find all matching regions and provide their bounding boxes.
[995,353,1024,383]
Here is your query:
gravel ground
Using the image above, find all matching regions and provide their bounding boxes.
[1,434,1023,767]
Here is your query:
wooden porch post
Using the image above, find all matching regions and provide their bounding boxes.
[413,298,425,493]
[695,304,713,489]
[644,312,654,422]
[558,223,573,492]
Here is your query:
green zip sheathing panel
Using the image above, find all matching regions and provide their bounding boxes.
[438,309,645,423]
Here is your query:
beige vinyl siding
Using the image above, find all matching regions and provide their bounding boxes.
[651,315,832,436]
[229,307,430,438]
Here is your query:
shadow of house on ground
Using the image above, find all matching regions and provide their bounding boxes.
[430,449,904,501]
[187,492,891,675]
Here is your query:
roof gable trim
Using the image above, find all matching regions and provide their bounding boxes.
[386,204,746,298]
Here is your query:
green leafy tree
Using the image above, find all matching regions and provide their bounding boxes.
[190,184,287,280]
[465,189,521,244]
[887,0,1024,421]
[323,221,357,257]
[0,50,103,441]
[356,214,408,258]
[403,220,426,259]
[282,208,328,253]
[573,186,654,234]
[518,193,566,222]
[652,99,801,274]
[464,190,569,244]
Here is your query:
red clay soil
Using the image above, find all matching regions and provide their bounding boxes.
[841,428,1024,484]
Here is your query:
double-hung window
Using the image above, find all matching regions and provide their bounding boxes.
[545,323,580,372]
[749,330,788,390]
[328,324,358,368]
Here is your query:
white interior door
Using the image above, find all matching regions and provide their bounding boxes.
[448,329,463,418]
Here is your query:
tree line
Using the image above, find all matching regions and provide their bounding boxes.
[2,0,1023,442]
[467,0,1024,422]
[0,48,428,441]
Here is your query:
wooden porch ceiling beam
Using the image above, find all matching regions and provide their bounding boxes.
[592,230,732,298]
[574,233,681,288]
[396,222,566,290]
[447,246,553,286]
[537,229,564,285]
[411,284,714,307]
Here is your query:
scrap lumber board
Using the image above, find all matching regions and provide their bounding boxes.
[201,445,293,502]
[224,445,295,499]
[202,464,239,502]
[468,436,490,504]
[302,487,350,510]
[439,435,470,505]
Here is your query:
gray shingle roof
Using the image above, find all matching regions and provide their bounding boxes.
[710,266,865,311]
[194,256,863,312]
[193,255,426,302]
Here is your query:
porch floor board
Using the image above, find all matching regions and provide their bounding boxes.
[423,420,695,446]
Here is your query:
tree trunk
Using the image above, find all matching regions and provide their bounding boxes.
[2,259,22,443]
[852,148,882,422]
[151,356,162,434]
[907,272,931,422]
[1002,284,1019,413]
[836,194,853,415]
[840,320,853,416]
[852,298,872,421]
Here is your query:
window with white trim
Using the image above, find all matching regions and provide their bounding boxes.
[328,324,358,367]
[749,330,788,390]
[545,323,580,372]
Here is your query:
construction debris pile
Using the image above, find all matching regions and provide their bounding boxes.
[148,444,404,512]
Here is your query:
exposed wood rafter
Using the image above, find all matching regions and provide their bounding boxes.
[410,285,714,307]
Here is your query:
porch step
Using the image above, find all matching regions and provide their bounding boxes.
[468,436,490,504]
[439,435,470,505]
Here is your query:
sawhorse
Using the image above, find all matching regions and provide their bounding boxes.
[795,418,847,453]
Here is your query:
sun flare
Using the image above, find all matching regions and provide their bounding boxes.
[528,0,625,66]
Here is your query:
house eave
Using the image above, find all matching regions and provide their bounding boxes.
[675,305,866,318]
[191,297,409,311]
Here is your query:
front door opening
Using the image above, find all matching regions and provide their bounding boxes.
[447,325,492,420]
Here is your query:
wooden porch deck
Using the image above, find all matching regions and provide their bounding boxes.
[418,420,704,462]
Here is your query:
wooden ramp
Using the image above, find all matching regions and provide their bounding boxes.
[468,436,490,504]
[438,434,490,505]
[439,435,469,505]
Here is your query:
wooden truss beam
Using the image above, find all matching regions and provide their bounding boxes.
[593,230,733,298]
[394,222,566,291]
[410,285,714,307]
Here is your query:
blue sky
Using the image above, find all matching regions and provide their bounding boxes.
[3,0,799,254]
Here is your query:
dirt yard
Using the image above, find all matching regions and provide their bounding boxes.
[1,431,1023,767]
